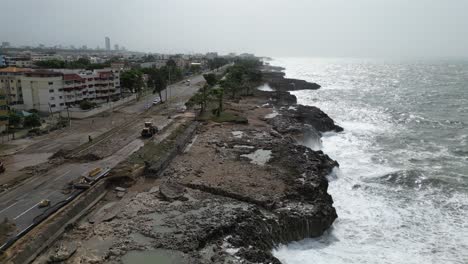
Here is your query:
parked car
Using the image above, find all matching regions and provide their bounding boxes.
[153,98,161,105]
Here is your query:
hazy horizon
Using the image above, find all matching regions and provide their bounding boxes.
[2,0,468,58]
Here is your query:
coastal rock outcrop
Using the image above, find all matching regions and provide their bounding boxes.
[36,65,341,264]
[262,70,321,91]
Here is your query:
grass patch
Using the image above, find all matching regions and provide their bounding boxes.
[128,123,189,165]
[211,112,248,124]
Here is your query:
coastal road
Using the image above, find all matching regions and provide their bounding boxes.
[0,70,218,243]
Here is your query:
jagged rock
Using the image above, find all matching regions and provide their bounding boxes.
[262,70,321,92]
[48,242,77,262]
[160,182,186,201]
[115,187,126,192]
[285,105,343,133]
[149,186,160,194]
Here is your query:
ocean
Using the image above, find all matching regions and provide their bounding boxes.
[271,58,468,264]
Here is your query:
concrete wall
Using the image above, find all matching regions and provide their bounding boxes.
[146,122,199,177]
[3,181,108,264]
[60,94,136,119]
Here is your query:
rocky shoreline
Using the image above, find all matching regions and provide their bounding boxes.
[36,66,342,264]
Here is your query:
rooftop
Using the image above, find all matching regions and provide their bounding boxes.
[0,67,32,73]
[63,73,84,81]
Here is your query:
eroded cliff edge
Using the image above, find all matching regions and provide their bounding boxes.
[37,66,342,264]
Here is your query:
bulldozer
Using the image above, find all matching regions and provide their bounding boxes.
[141,122,158,138]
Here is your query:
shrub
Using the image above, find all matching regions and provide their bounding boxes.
[23,114,41,128]
[79,100,96,110]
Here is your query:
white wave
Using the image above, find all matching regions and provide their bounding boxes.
[271,57,468,264]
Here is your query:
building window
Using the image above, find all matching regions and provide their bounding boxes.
[59,96,62,99]
[50,97,55,100]
[60,103,64,106]
[58,88,63,91]
[50,104,56,108]
[48,82,53,85]
[49,89,54,93]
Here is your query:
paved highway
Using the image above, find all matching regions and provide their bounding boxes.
[0,71,212,244]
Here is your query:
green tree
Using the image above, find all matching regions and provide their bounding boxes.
[148,69,167,102]
[8,112,22,129]
[166,59,177,68]
[79,100,96,110]
[121,70,144,94]
[35,59,65,68]
[200,74,219,113]
[210,87,224,117]
[24,114,41,128]
[203,73,218,86]
[208,57,230,70]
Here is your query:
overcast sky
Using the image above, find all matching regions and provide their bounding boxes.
[2,0,468,58]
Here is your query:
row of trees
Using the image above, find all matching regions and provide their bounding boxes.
[120,59,186,101]
[207,57,230,70]
[8,112,41,129]
[187,58,262,117]
[35,58,110,70]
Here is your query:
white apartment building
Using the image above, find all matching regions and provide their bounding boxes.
[30,53,64,62]
[0,67,32,106]
[4,57,33,68]
[20,69,121,113]
[21,70,64,112]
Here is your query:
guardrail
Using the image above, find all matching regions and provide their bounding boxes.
[0,168,111,253]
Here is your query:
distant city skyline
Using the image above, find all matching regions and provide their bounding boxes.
[2,0,468,58]
[1,39,126,52]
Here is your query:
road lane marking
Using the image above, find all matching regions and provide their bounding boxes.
[0,201,19,214]
[13,202,40,220]
[53,170,72,182]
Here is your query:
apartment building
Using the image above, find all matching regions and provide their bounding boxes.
[3,56,33,68]
[20,69,121,113]
[0,89,8,132]
[0,67,32,106]
[21,70,65,112]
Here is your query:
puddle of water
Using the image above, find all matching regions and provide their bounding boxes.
[130,233,153,245]
[233,145,255,149]
[122,249,189,264]
[83,236,115,257]
[231,131,244,139]
[241,149,272,166]
[147,212,176,234]
[257,83,275,92]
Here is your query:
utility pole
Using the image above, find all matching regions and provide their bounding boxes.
[66,104,71,128]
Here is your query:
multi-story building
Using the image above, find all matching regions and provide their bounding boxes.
[205,52,218,60]
[105,37,111,51]
[21,70,64,112]
[20,68,121,113]
[0,67,32,106]
[140,60,167,69]
[4,57,33,68]
[0,89,8,132]
[30,53,64,62]
[1,42,11,48]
